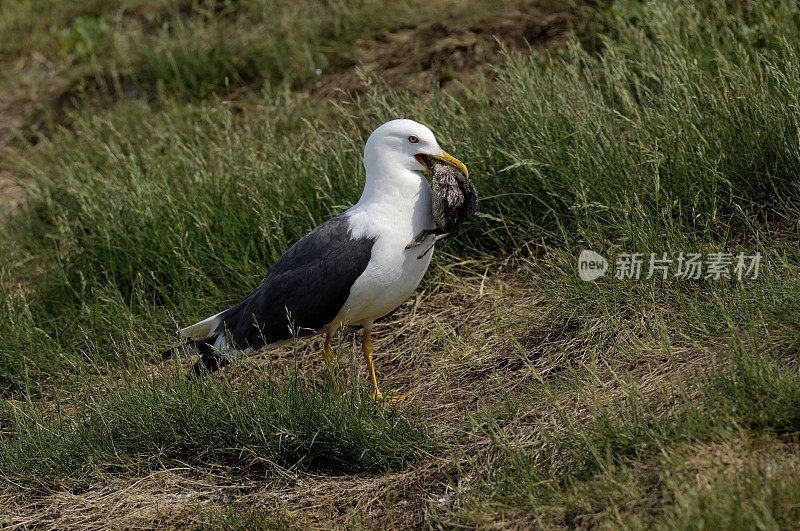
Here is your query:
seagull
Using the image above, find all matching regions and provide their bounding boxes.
[163,119,469,401]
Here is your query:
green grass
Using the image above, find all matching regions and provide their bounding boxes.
[444,331,800,527]
[0,0,521,103]
[4,0,800,391]
[657,455,800,530]
[2,0,800,526]
[198,505,297,531]
[0,364,431,490]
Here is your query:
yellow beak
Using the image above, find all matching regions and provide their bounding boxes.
[427,149,469,178]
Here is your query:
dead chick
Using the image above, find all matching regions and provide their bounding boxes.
[407,158,478,259]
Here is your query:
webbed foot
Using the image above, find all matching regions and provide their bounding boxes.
[372,390,412,403]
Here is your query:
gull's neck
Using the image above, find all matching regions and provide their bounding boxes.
[357,165,428,207]
[350,164,433,238]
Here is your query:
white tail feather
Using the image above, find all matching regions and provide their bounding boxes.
[180,312,222,340]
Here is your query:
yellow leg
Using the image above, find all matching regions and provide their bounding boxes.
[361,329,382,401]
[323,334,336,391]
[361,328,411,403]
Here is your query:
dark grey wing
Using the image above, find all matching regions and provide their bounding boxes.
[217,213,375,350]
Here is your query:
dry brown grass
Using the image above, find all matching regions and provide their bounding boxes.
[5,2,798,527]
[0,271,537,528]
[0,268,749,529]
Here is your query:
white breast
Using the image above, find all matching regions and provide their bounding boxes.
[327,172,434,329]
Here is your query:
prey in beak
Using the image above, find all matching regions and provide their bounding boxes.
[407,150,478,259]
[414,150,469,179]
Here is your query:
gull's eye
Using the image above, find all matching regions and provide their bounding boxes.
[408,135,419,144]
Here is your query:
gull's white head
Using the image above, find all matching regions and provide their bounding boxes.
[361,119,468,202]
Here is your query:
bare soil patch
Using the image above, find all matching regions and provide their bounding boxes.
[315,0,581,97]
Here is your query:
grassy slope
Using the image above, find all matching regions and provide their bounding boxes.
[2,0,800,528]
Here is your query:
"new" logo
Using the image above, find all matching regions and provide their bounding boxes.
[578,250,608,281]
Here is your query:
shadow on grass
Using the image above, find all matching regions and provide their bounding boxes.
[0,363,434,490]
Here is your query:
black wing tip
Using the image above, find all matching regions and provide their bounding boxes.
[189,353,230,379]
[162,340,211,360]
